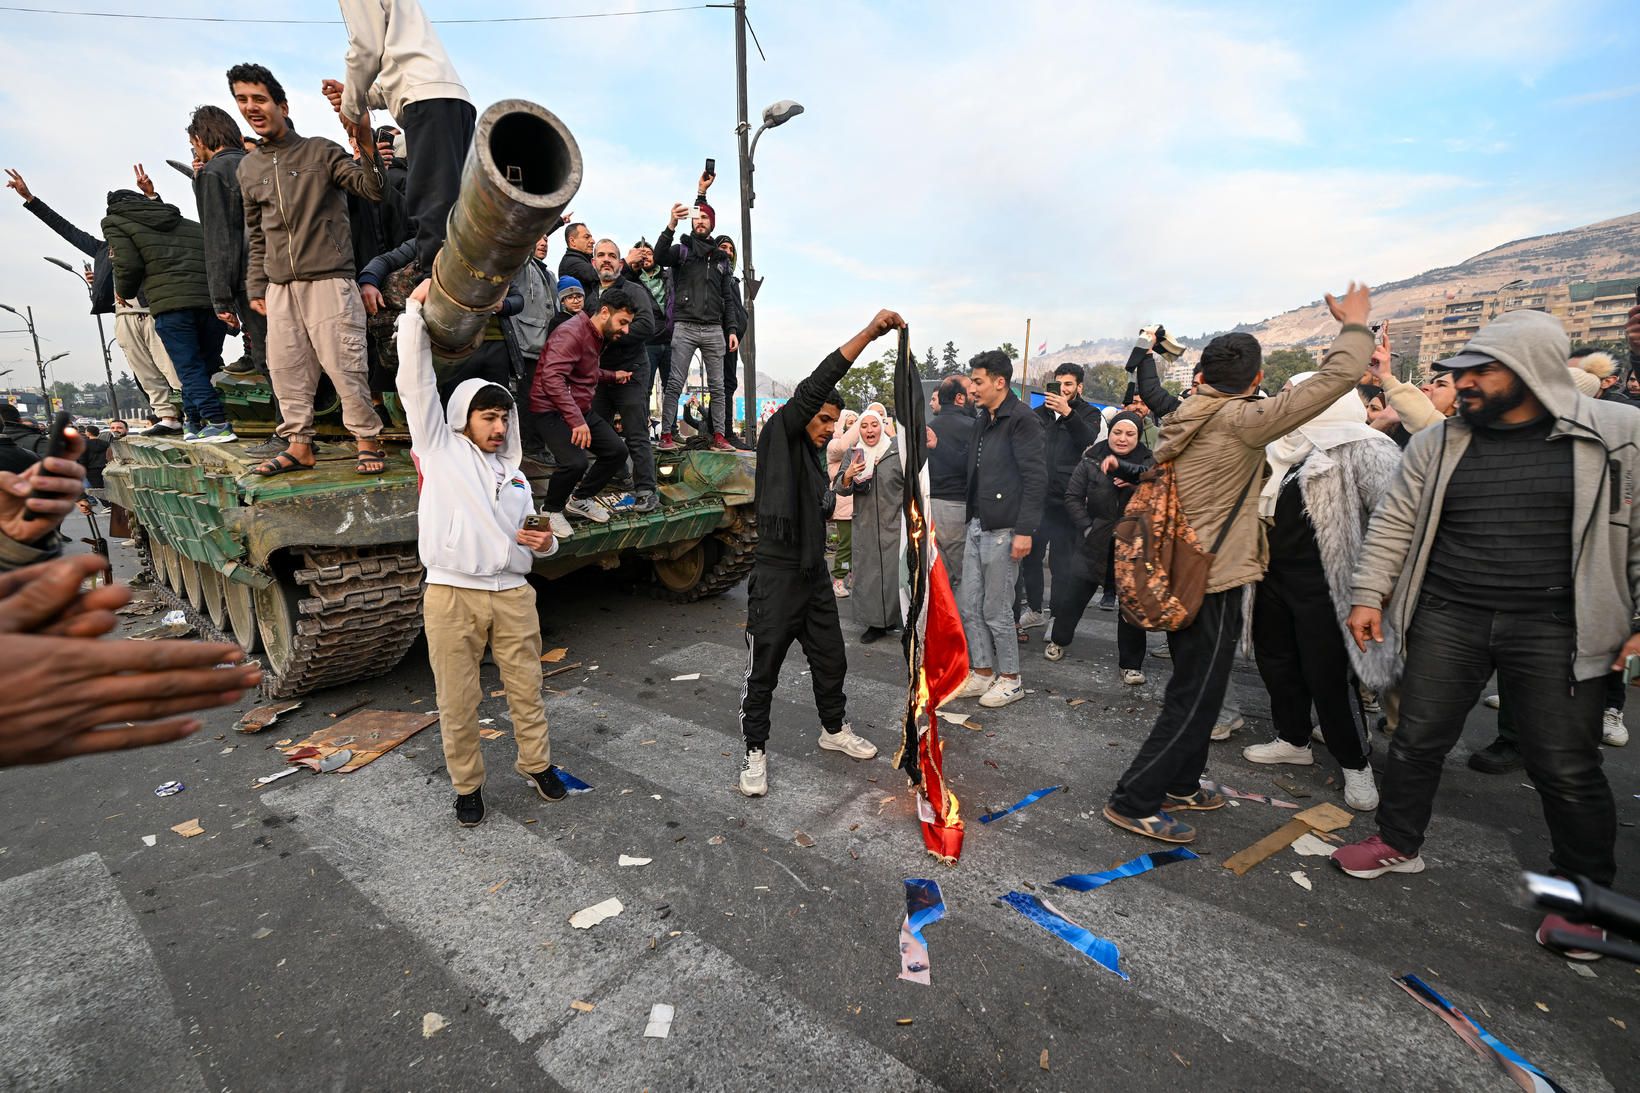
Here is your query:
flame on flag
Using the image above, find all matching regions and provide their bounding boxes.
[891,328,968,863]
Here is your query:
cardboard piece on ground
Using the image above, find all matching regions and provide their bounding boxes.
[1223,818,1310,875]
[1292,802,1354,833]
[479,727,507,740]
[171,818,204,838]
[570,1000,596,1013]
[644,1003,674,1039]
[234,700,303,734]
[288,710,437,773]
[543,661,583,679]
[569,897,624,929]
[541,647,568,663]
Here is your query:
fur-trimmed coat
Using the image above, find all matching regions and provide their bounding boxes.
[1250,437,1404,691]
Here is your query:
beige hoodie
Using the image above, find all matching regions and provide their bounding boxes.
[339,0,470,120]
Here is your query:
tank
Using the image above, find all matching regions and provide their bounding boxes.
[104,433,755,698]
[102,99,758,698]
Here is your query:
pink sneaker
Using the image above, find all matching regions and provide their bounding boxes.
[1331,834,1426,879]
[1536,913,1606,961]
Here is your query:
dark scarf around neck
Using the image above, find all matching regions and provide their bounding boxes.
[755,414,826,576]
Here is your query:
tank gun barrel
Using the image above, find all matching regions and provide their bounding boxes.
[424,99,582,365]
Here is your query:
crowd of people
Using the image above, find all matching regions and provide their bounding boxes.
[0,0,1637,965]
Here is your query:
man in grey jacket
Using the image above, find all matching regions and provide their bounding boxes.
[1334,309,1636,959]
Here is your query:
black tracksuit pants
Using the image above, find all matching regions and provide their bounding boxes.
[590,364,656,493]
[537,409,627,511]
[398,98,478,272]
[1251,568,1368,769]
[739,562,849,749]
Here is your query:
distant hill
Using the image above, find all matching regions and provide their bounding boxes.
[1031,210,1640,369]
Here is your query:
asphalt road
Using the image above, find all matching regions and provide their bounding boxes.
[2,541,1637,1092]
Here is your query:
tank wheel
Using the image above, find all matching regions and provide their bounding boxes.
[224,579,260,653]
[160,544,186,594]
[253,545,426,698]
[198,563,227,628]
[647,513,757,604]
[181,554,204,610]
[652,543,707,593]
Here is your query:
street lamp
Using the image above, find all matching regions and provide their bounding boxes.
[0,303,49,404]
[44,255,121,416]
[734,91,803,443]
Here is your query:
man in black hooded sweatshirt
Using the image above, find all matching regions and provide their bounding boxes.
[737,309,904,798]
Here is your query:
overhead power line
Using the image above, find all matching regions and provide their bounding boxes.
[0,3,712,24]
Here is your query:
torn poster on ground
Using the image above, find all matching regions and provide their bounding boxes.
[897,877,946,985]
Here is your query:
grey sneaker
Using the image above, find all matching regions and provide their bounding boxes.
[193,421,237,444]
[632,489,660,514]
[541,510,574,541]
[244,435,288,458]
[564,495,611,523]
[221,355,257,375]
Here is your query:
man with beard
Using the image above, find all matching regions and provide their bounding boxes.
[927,375,975,594]
[586,239,660,513]
[1334,310,1640,960]
[1020,362,1103,632]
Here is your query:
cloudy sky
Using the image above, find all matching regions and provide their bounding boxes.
[1,0,1637,390]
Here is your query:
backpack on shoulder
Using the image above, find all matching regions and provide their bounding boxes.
[1113,462,1258,631]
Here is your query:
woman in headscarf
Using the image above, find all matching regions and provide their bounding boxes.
[1240,373,1402,811]
[824,408,861,597]
[866,401,896,437]
[1051,411,1152,682]
[834,408,903,642]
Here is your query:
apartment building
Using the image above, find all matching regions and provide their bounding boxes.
[1416,275,1637,368]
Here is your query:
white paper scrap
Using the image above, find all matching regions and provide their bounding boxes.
[618,855,653,867]
[671,673,700,682]
[1289,870,1313,891]
[644,1003,675,1039]
[569,897,624,930]
[141,834,157,847]
[1290,833,1335,857]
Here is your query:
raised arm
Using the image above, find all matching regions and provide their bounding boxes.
[337,0,387,123]
[786,311,907,426]
[1129,344,1180,417]
[1232,283,1375,449]
[328,137,384,202]
[393,283,452,454]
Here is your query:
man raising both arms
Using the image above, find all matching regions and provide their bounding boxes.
[737,309,905,798]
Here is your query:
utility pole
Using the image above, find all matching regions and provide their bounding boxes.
[733,0,759,442]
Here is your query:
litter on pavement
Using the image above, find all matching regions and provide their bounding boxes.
[131,610,194,640]
[644,1003,675,1039]
[1290,833,1336,857]
[618,855,652,867]
[1290,871,1313,891]
[1050,847,1198,892]
[286,710,437,773]
[422,1012,448,1038]
[255,767,301,787]
[1224,803,1354,876]
[1198,778,1300,810]
[141,834,157,847]
[553,767,593,794]
[170,818,204,838]
[897,878,946,986]
[569,897,624,930]
[1000,890,1127,981]
[670,673,700,682]
[977,785,1063,825]
[153,781,185,797]
[234,700,303,734]
[1395,973,1563,1091]
[541,647,568,663]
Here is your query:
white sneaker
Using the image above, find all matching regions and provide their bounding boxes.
[832,577,850,598]
[1210,715,1245,742]
[1310,724,1325,744]
[1151,645,1171,660]
[739,749,767,797]
[1017,609,1049,630]
[542,510,574,540]
[818,722,877,759]
[1043,641,1065,662]
[1603,708,1629,747]
[1242,738,1315,766]
[1483,694,1501,710]
[949,672,992,700]
[978,676,1025,708]
[1121,669,1146,686]
[564,495,611,523]
[1342,766,1380,811]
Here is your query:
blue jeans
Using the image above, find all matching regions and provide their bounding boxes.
[152,308,229,426]
[1377,593,1614,884]
[959,519,1020,676]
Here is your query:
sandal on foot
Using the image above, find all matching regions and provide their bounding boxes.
[1102,804,1196,843]
[355,447,387,475]
[250,450,315,476]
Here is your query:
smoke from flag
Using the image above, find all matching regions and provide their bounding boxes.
[891,328,968,863]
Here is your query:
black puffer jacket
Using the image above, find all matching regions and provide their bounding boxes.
[101,194,210,315]
[1064,438,1154,579]
[653,226,739,331]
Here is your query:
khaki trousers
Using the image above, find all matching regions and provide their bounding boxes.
[265,278,382,444]
[113,307,181,419]
[424,582,551,795]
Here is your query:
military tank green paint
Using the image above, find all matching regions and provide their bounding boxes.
[104,434,755,697]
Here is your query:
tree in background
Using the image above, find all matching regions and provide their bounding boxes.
[999,342,1019,361]
[1083,363,1129,405]
[940,341,960,374]
[921,346,938,379]
[1261,347,1315,392]
[838,344,896,414]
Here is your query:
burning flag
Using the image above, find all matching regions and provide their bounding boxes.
[891,329,968,863]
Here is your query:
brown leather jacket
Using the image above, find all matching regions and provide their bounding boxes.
[1154,325,1373,593]
[238,128,385,298]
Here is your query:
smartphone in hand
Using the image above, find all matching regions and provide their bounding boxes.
[23,410,78,523]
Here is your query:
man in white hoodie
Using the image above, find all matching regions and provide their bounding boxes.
[325,0,475,272]
[398,280,559,828]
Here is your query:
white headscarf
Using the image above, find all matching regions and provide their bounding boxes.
[1260,371,1390,517]
[854,409,894,482]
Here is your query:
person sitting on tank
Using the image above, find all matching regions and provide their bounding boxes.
[396,278,560,829]
[527,287,637,541]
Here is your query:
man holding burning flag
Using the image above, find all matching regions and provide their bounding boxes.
[737,309,906,798]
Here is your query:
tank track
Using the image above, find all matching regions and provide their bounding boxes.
[648,511,758,604]
[271,546,425,698]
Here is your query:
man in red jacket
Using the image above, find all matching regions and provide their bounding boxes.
[528,287,637,541]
